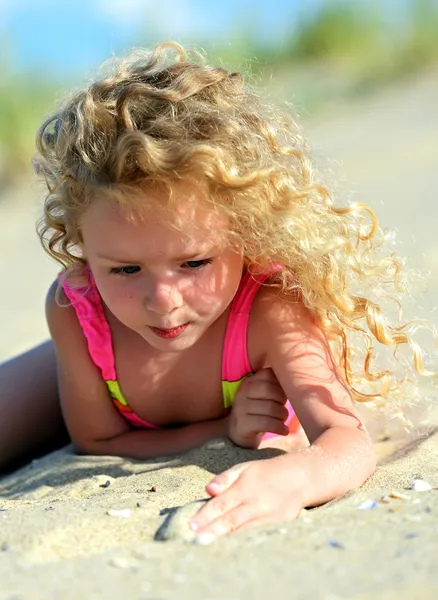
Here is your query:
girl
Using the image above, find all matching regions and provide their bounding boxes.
[0,41,430,538]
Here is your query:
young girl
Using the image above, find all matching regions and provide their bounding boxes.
[0,41,431,538]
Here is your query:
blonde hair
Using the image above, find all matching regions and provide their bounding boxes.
[35,40,434,404]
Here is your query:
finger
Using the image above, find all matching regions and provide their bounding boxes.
[206,462,249,496]
[193,501,258,539]
[195,499,305,540]
[246,398,289,421]
[243,414,289,436]
[250,367,278,383]
[200,506,301,538]
[190,475,245,533]
[246,381,287,404]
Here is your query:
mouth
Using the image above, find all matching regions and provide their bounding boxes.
[149,323,190,339]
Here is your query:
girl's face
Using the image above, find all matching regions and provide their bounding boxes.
[80,184,244,351]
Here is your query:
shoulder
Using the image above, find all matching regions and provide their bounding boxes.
[252,282,320,337]
[46,264,93,331]
[45,279,130,452]
[248,282,328,369]
[45,279,76,331]
[45,278,89,353]
[46,277,64,308]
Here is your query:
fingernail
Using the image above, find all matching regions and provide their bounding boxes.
[189,520,199,531]
[208,481,221,493]
[193,533,215,546]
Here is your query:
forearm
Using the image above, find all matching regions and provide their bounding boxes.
[78,417,229,460]
[290,426,376,508]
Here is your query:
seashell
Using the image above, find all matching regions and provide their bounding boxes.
[389,491,411,500]
[109,556,138,569]
[154,499,209,542]
[327,539,344,549]
[411,479,432,492]
[193,533,215,546]
[107,508,132,518]
[357,498,378,510]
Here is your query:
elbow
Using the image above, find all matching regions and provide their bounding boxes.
[71,437,107,457]
[360,430,377,481]
[364,450,377,482]
[71,439,93,456]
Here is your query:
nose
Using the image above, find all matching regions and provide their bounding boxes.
[143,275,183,315]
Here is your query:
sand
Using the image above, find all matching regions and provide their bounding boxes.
[1,69,438,598]
[0,426,437,599]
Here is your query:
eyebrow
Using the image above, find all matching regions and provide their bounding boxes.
[96,248,216,263]
[96,254,138,264]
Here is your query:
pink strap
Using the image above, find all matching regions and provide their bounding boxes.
[221,268,297,440]
[221,271,269,382]
[61,268,116,381]
[122,411,159,429]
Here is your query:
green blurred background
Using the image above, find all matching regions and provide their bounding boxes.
[1,0,438,190]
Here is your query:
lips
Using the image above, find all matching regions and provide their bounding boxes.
[149,323,189,339]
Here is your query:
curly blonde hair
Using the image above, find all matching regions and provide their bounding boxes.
[35,40,433,404]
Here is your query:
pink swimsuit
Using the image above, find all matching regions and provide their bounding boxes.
[62,267,297,439]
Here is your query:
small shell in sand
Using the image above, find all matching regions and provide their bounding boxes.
[389,491,411,501]
[411,479,433,492]
[107,508,132,518]
[357,499,378,510]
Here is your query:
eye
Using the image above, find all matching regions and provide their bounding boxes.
[109,266,141,276]
[182,259,213,269]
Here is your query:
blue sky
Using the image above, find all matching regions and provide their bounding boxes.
[1,0,316,79]
[1,0,409,80]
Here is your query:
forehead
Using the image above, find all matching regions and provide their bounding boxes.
[81,183,228,255]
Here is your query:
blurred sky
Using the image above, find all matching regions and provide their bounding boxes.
[1,0,409,79]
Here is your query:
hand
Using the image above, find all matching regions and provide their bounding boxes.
[190,454,305,539]
[228,368,289,448]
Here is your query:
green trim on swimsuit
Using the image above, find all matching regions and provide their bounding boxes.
[106,380,128,406]
[221,375,250,410]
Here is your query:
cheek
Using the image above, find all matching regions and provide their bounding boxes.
[192,260,242,310]
[94,276,139,312]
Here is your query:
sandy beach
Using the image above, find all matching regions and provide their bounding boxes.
[0,428,437,599]
[1,69,438,598]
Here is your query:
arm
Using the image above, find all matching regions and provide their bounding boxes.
[78,420,228,460]
[191,290,376,538]
[264,295,376,502]
[46,282,228,460]
[0,340,68,473]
